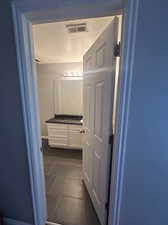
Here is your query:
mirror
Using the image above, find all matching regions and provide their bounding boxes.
[54,78,83,115]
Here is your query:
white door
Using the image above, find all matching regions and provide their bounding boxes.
[83,17,119,225]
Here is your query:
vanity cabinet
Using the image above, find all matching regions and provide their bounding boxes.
[47,123,83,149]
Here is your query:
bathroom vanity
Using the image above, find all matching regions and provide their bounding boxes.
[46,115,83,149]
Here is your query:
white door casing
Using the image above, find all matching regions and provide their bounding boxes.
[83,17,119,225]
[12,5,47,225]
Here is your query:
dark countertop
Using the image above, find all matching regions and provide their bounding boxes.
[46,114,83,125]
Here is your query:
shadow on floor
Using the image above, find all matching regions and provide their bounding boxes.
[42,139,101,225]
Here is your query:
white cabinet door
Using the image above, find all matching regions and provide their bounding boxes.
[83,17,119,225]
[68,125,82,149]
[47,123,82,149]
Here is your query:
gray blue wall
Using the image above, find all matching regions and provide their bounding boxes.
[119,1,168,225]
[3,0,168,224]
[0,1,34,224]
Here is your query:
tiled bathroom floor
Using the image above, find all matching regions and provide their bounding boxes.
[43,140,101,225]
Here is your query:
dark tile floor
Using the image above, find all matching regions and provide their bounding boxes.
[43,140,101,225]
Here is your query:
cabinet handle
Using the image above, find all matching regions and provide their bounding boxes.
[80,130,86,134]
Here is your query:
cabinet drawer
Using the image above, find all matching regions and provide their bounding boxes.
[48,137,68,146]
[69,129,82,135]
[47,123,68,129]
[68,125,82,131]
[48,127,68,137]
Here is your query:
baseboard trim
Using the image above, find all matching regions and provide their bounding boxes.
[4,218,32,225]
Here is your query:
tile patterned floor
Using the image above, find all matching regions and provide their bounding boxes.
[43,140,101,225]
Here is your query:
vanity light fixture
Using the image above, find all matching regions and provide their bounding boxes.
[63,72,83,77]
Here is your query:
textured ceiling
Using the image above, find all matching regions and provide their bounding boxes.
[33,16,113,63]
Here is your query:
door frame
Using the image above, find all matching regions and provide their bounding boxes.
[11,1,139,225]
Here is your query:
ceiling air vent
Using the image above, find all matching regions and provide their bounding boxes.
[66,23,88,33]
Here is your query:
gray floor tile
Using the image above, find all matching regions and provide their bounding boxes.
[43,139,100,225]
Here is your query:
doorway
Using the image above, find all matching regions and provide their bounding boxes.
[12,1,140,225]
[32,15,122,225]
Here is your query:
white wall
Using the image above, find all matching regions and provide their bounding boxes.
[37,62,83,136]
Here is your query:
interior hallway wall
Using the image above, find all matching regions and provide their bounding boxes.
[37,62,83,136]
[119,1,168,225]
[0,0,34,223]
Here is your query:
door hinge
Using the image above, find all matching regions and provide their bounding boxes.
[105,201,109,211]
[109,134,114,145]
[113,42,121,57]
[40,146,44,153]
